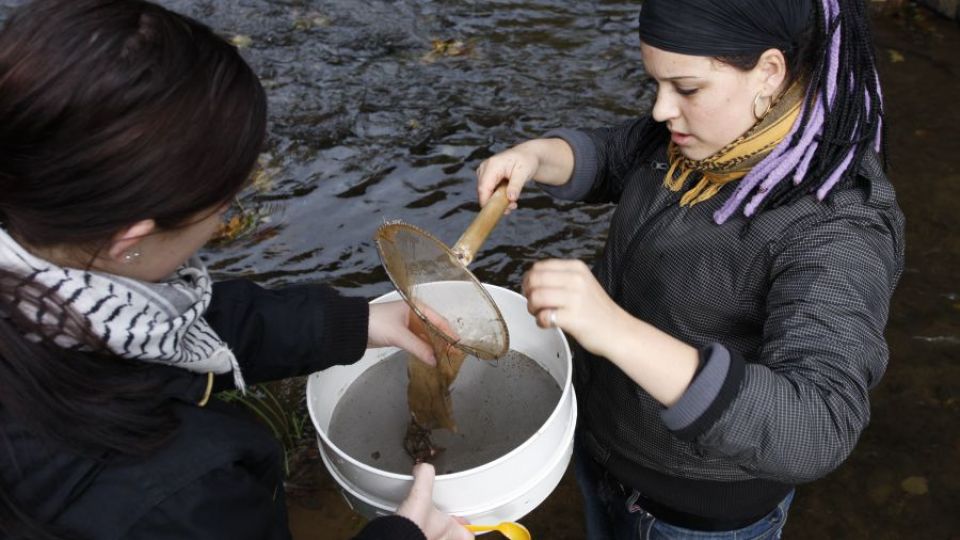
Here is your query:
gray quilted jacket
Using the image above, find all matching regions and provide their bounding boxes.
[542,117,905,519]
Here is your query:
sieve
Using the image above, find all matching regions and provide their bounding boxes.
[374,184,511,361]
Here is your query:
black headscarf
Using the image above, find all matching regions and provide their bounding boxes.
[637,0,814,56]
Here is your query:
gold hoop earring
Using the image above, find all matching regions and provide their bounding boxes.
[753,93,772,121]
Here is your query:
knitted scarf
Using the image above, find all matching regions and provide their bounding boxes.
[0,227,245,390]
[664,81,804,207]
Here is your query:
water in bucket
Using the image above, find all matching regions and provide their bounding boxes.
[327,349,561,475]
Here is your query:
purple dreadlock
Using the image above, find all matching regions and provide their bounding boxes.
[713,0,885,224]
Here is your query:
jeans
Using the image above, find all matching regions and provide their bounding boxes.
[574,444,795,540]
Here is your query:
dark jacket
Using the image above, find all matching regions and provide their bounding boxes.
[0,279,424,540]
[544,118,905,521]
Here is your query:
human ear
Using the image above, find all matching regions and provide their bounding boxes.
[106,219,156,262]
[755,48,788,98]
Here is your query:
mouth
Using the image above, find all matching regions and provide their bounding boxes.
[670,131,692,145]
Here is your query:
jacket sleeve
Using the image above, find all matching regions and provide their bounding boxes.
[205,279,370,386]
[123,464,292,540]
[352,516,427,540]
[539,116,663,204]
[663,214,903,484]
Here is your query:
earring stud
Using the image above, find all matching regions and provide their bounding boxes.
[123,249,142,264]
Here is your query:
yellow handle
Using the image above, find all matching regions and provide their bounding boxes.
[451,183,510,266]
[464,522,531,540]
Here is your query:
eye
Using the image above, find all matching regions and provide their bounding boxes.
[676,87,699,96]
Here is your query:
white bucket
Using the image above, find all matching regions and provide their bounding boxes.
[306,283,576,524]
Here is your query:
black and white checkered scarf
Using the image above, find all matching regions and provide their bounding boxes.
[0,227,246,390]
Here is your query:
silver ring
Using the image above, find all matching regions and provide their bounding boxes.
[548,308,558,328]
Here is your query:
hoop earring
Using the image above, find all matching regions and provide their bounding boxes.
[753,93,772,121]
[122,249,142,264]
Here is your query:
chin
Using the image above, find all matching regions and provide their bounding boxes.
[679,147,711,161]
[680,141,721,161]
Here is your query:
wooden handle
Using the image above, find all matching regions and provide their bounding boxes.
[451,184,509,266]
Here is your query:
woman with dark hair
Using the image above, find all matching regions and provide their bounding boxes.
[0,1,470,539]
[477,0,903,538]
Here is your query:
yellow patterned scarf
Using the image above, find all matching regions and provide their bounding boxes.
[664,82,805,207]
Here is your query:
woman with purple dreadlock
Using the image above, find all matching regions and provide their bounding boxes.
[476,0,904,538]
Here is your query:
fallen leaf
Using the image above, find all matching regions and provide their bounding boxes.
[249,165,274,192]
[901,476,928,495]
[420,38,474,64]
[215,215,242,242]
[887,49,905,63]
[230,34,253,49]
[432,39,469,56]
[211,203,272,244]
[293,14,330,31]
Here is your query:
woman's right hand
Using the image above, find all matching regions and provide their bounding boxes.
[475,144,541,214]
[475,138,575,214]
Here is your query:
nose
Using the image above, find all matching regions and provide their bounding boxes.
[651,87,679,124]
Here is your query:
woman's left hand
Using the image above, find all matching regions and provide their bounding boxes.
[524,259,701,407]
[396,463,473,539]
[368,301,436,365]
[522,259,627,358]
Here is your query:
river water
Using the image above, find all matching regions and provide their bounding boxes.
[1,1,956,538]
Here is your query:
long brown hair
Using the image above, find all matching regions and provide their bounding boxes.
[0,0,267,536]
